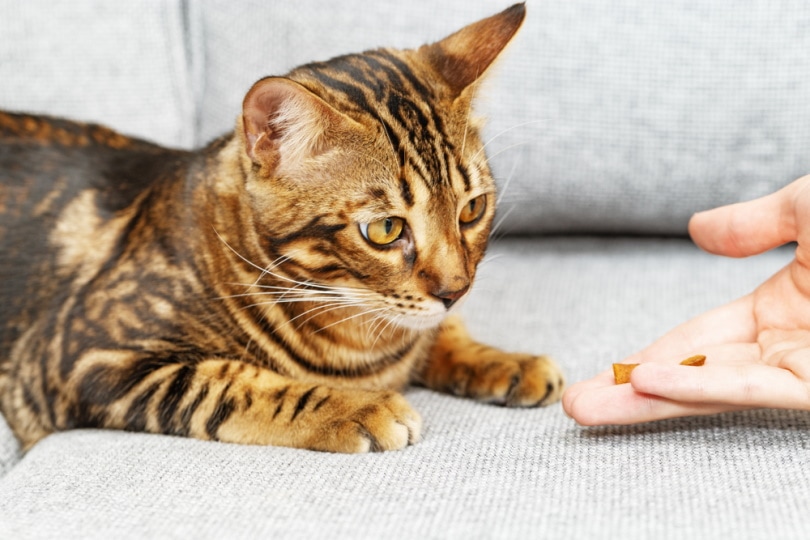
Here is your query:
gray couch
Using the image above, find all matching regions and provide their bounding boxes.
[2,1,810,538]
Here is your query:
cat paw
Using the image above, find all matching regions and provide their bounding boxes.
[444,352,565,408]
[425,317,565,408]
[310,390,422,453]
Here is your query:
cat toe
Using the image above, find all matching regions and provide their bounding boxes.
[442,353,565,408]
[505,355,565,408]
[355,394,422,451]
[315,391,422,453]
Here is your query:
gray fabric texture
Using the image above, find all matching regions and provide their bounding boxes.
[191,0,810,235]
[0,0,194,149]
[2,0,808,234]
[0,414,19,479]
[1,237,807,539]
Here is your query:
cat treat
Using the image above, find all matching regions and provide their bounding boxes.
[612,355,706,384]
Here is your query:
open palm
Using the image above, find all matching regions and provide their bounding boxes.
[564,175,810,425]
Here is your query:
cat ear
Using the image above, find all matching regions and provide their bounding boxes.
[422,3,526,97]
[242,77,356,170]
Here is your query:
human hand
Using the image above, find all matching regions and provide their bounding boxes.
[563,175,810,425]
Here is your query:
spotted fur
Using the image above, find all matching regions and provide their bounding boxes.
[0,4,563,453]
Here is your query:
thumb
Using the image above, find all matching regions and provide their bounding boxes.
[689,180,801,258]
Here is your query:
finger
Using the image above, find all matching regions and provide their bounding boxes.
[625,295,756,364]
[563,299,756,420]
[562,369,615,417]
[563,341,758,424]
[563,376,740,425]
[564,299,758,425]
[631,361,810,411]
[689,178,803,258]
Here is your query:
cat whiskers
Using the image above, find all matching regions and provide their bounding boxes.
[489,205,516,241]
[292,297,410,346]
[232,272,394,334]
[306,304,392,335]
[470,118,544,163]
[367,311,407,350]
[488,135,522,241]
[496,157,520,208]
[225,282,376,320]
[212,227,410,341]
[479,253,506,267]
[213,227,380,327]
[214,226,357,301]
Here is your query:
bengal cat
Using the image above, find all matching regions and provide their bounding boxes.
[0,4,563,453]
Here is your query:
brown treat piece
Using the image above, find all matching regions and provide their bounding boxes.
[612,355,706,384]
[679,355,706,366]
[612,363,639,384]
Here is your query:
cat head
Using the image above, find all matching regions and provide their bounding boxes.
[235,4,525,331]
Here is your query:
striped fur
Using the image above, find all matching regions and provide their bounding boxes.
[0,4,563,453]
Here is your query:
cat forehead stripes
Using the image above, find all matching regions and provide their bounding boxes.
[241,4,525,198]
[292,50,463,192]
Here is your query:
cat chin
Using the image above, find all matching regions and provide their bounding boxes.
[391,296,468,331]
[393,313,448,331]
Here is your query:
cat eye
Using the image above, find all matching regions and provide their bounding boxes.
[360,217,405,246]
[459,195,487,225]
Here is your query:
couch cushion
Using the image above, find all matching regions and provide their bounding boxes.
[0,0,194,149]
[193,0,810,235]
[1,237,807,538]
[3,1,806,233]
[0,415,20,478]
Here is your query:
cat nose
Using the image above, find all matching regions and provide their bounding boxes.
[432,284,470,310]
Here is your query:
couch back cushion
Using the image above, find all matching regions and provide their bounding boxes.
[0,0,193,149]
[1,1,808,236]
[193,0,810,235]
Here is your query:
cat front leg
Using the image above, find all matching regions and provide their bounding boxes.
[69,357,421,453]
[418,316,565,407]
